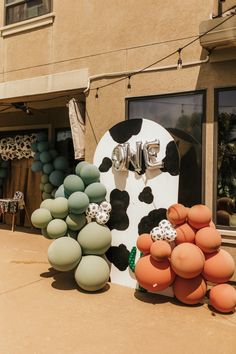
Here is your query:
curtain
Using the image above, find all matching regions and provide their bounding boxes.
[68,99,85,160]
[3,158,42,228]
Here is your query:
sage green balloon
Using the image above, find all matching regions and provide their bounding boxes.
[40,198,54,212]
[80,164,100,185]
[53,156,69,171]
[84,182,107,203]
[49,149,58,159]
[42,192,52,200]
[50,197,68,218]
[67,229,78,239]
[36,131,48,142]
[31,142,38,152]
[74,255,110,291]
[41,174,49,184]
[37,141,49,152]
[66,213,87,231]
[77,222,111,255]
[55,184,66,198]
[43,163,54,175]
[41,227,51,239]
[33,152,40,161]
[40,183,44,192]
[48,237,82,271]
[75,161,89,176]
[47,219,68,239]
[63,174,85,196]
[40,151,52,164]
[31,208,52,228]
[31,161,43,172]
[43,183,54,193]
[49,170,65,187]
[68,191,89,214]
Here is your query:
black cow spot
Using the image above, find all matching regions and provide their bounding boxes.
[99,157,112,172]
[161,141,180,176]
[109,119,142,144]
[138,208,167,235]
[107,189,130,230]
[106,244,130,271]
[138,187,154,204]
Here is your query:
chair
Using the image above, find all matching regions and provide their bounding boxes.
[12,191,31,231]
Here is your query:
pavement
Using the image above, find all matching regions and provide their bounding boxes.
[0,225,236,354]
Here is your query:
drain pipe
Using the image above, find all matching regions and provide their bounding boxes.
[84,54,210,95]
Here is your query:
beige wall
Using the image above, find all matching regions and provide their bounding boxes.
[0,1,235,236]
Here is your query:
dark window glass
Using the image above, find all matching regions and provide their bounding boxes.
[216,89,236,229]
[127,92,205,207]
[55,128,77,172]
[5,0,51,25]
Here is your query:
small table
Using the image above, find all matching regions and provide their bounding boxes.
[0,199,19,231]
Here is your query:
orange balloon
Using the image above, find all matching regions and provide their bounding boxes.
[202,249,235,283]
[195,227,221,253]
[135,255,175,292]
[167,203,187,225]
[171,243,205,278]
[136,233,153,254]
[209,284,236,313]
[150,240,172,261]
[175,222,196,244]
[173,275,207,305]
[187,204,212,229]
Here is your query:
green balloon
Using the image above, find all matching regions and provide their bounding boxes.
[31,142,38,152]
[43,163,54,175]
[63,174,85,196]
[39,151,52,164]
[40,198,54,212]
[77,222,111,255]
[66,213,87,231]
[31,208,52,228]
[41,227,51,239]
[49,149,58,159]
[33,152,40,161]
[80,164,100,185]
[55,184,66,198]
[42,192,52,200]
[43,183,54,193]
[74,255,110,291]
[49,170,65,187]
[0,168,7,178]
[68,191,89,214]
[36,131,48,142]
[53,156,69,171]
[47,219,68,239]
[67,229,78,240]
[40,183,44,192]
[41,174,49,184]
[51,188,57,198]
[84,182,107,203]
[48,237,82,271]
[31,161,43,172]
[37,141,49,152]
[50,197,69,218]
[75,161,89,176]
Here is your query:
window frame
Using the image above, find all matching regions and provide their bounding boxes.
[125,89,207,205]
[214,86,236,232]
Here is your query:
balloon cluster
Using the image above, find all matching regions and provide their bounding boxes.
[134,203,236,313]
[31,161,112,292]
[31,131,69,200]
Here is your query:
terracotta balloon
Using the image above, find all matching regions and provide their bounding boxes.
[167,203,187,225]
[170,243,205,278]
[150,240,172,261]
[136,234,153,254]
[209,284,236,313]
[195,227,221,253]
[202,249,235,283]
[135,255,175,292]
[175,222,196,244]
[187,204,212,229]
[173,275,207,305]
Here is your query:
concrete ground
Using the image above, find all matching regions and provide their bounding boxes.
[0,225,235,354]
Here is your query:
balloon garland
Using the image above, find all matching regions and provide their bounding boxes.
[31,160,112,292]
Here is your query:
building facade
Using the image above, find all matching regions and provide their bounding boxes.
[0,0,235,244]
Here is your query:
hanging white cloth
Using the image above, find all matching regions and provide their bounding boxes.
[68,98,85,159]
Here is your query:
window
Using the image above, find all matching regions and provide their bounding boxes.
[127,91,205,207]
[5,0,52,25]
[216,88,236,229]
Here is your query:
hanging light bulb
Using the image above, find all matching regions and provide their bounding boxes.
[95,88,99,99]
[177,48,183,70]
[127,76,132,92]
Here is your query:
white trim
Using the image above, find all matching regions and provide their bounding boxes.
[0,69,89,100]
[0,12,55,37]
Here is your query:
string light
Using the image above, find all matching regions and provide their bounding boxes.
[127,76,132,92]
[95,88,99,99]
[177,48,183,70]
